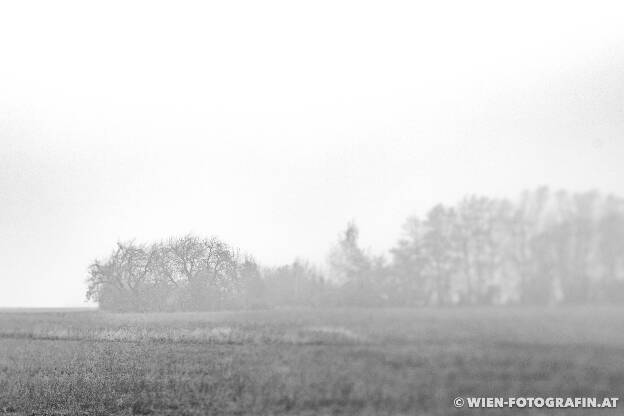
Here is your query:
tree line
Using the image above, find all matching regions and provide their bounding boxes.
[87,188,624,310]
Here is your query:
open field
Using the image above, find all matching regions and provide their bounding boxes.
[0,308,623,415]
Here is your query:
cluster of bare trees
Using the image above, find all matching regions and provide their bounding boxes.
[336,188,624,306]
[88,188,624,311]
[86,235,264,311]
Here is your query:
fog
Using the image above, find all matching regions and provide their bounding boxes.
[1,0,624,307]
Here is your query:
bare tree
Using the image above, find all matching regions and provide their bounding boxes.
[86,241,156,311]
[421,205,460,305]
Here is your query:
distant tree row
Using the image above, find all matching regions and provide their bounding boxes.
[87,188,624,310]
[334,188,624,306]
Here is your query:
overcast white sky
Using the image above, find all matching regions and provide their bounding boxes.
[1,0,624,307]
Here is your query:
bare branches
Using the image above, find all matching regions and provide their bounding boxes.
[86,189,624,311]
[86,234,259,311]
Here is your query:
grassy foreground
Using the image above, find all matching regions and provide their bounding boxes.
[0,307,623,415]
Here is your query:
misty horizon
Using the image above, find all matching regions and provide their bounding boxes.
[2,1,624,307]
[2,2,624,415]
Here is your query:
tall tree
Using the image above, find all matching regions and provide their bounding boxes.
[391,216,430,305]
[328,222,382,305]
[421,205,460,305]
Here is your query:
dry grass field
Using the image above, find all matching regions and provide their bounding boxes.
[0,307,623,415]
